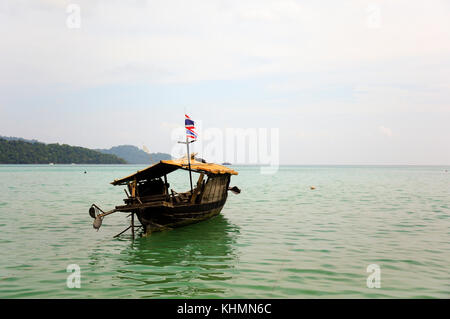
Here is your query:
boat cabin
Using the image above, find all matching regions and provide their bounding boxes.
[110,156,238,210]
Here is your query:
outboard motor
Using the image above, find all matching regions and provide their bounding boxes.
[93,216,103,231]
[89,204,103,231]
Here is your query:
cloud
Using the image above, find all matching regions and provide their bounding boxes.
[0,0,449,164]
[160,121,179,130]
[1,0,450,88]
[379,126,392,137]
[234,0,304,21]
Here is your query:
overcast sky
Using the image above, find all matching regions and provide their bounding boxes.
[0,0,449,164]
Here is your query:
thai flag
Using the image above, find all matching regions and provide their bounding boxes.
[185,114,197,140]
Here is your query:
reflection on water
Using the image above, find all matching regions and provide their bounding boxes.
[112,215,240,297]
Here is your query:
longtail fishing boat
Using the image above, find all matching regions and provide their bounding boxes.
[88,154,240,237]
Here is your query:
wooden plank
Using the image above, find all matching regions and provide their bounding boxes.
[190,173,204,203]
[115,201,171,211]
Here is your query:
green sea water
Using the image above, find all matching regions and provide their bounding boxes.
[0,165,449,298]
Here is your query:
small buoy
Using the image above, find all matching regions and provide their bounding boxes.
[84,171,87,174]
[310,186,316,190]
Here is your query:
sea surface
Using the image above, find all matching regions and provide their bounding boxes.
[0,165,449,298]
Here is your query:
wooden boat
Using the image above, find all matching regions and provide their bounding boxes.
[89,155,240,237]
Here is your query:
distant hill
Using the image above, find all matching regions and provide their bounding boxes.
[0,135,39,144]
[96,145,171,164]
[0,138,126,164]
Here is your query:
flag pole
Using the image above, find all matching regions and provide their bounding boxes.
[186,136,194,195]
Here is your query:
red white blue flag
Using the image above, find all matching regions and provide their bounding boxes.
[185,114,197,140]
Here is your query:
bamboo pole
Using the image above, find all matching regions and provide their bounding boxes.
[113,225,131,238]
[186,136,194,195]
[131,213,135,239]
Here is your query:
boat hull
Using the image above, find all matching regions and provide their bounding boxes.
[136,198,227,234]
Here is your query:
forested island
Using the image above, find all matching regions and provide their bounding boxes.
[97,145,171,164]
[0,136,172,164]
[0,138,126,164]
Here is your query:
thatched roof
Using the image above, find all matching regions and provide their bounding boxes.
[111,156,238,185]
